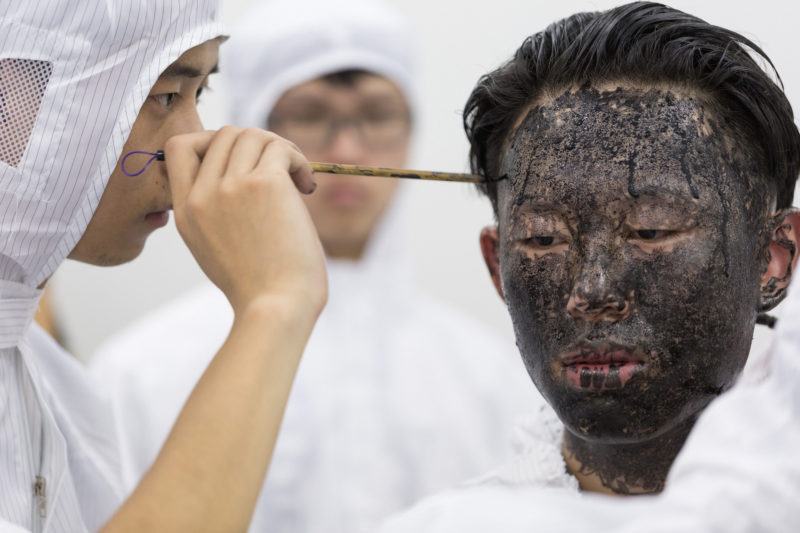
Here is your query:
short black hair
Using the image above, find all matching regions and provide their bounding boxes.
[464,2,800,214]
[321,69,372,86]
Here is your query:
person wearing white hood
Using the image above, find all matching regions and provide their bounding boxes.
[0,1,328,532]
[90,1,537,532]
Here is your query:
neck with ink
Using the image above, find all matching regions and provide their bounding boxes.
[561,412,698,495]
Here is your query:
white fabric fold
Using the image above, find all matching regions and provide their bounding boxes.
[0,281,41,349]
[465,404,577,492]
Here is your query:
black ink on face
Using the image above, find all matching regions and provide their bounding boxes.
[496,84,773,444]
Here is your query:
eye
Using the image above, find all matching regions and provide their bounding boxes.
[633,229,671,240]
[196,84,209,102]
[293,114,327,125]
[526,235,566,247]
[152,93,178,108]
[363,109,406,124]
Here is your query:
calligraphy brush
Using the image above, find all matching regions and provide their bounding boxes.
[123,150,499,184]
[308,162,485,183]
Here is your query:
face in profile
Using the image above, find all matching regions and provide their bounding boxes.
[69,39,221,266]
[488,83,778,443]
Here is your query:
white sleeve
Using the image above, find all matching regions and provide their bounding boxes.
[0,520,32,533]
[380,280,800,533]
[610,276,800,533]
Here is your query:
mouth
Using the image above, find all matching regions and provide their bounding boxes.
[144,205,172,228]
[557,342,646,390]
[323,182,366,208]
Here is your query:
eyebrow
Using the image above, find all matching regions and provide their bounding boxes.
[629,185,698,202]
[160,62,219,79]
[512,185,696,211]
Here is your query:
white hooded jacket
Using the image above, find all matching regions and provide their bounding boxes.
[0,2,222,531]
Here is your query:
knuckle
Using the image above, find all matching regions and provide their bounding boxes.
[163,135,186,154]
[262,139,289,155]
[218,180,243,200]
[185,193,205,216]
[284,139,302,153]
[243,173,270,193]
[241,127,266,139]
[216,125,242,139]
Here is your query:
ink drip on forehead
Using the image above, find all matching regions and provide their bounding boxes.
[494,83,772,493]
[500,83,771,274]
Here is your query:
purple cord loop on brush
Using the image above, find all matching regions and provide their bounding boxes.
[121,150,165,177]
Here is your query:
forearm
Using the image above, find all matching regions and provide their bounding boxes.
[101,295,319,533]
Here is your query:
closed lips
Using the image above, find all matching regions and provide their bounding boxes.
[559,344,645,390]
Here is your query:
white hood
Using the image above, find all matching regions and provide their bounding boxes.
[0,0,223,348]
[221,0,420,130]
[220,0,421,294]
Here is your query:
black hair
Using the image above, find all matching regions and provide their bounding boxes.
[464,2,800,214]
[321,69,372,86]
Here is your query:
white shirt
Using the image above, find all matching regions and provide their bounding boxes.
[91,194,540,533]
[466,404,577,492]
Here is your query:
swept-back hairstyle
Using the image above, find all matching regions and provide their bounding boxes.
[464,2,800,214]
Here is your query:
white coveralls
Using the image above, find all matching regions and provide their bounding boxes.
[0,2,222,531]
[91,188,538,533]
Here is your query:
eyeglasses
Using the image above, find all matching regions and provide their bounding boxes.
[269,110,411,151]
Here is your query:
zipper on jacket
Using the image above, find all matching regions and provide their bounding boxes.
[33,475,47,520]
[17,355,47,531]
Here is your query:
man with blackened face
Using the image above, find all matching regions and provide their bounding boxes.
[466,2,800,495]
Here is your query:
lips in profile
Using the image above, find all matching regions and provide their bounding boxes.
[557,342,646,390]
[144,205,172,228]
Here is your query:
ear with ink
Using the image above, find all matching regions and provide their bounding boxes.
[759,208,800,311]
[480,225,505,302]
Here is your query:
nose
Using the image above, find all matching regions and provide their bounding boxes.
[566,245,633,322]
[325,123,366,165]
[177,106,204,136]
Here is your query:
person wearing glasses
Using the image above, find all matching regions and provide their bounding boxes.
[90,1,536,532]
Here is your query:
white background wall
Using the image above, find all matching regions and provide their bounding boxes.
[51,0,800,361]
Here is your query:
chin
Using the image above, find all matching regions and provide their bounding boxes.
[79,240,146,267]
[542,378,708,444]
[562,414,675,444]
[546,369,735,446]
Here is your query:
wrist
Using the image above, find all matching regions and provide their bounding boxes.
[233,291,324,334]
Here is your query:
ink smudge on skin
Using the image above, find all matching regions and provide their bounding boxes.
[679,139,701,199]
[493,83,775,495]
[626,149,639,198]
